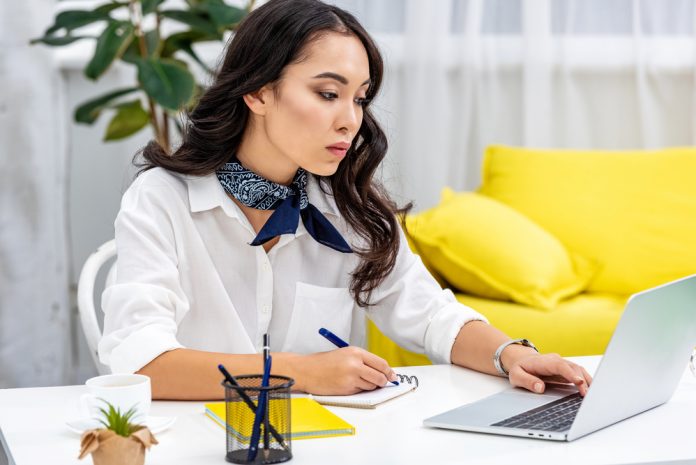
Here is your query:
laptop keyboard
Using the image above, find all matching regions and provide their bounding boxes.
[490,392,583,432]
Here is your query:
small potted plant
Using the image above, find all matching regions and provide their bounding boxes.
[78,401,158,465]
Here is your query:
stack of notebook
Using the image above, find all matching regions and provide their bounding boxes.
[205,397,355,440]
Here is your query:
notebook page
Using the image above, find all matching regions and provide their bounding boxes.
[310,382,416,409]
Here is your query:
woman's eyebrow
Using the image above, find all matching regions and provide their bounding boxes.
[312,72,371,87]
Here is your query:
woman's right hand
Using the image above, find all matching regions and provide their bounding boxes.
[288,347,398,395]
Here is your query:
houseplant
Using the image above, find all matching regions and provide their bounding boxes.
[31,0,254,153]
[78,402,158,465]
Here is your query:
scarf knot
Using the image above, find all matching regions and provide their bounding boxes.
[216,157,352,253]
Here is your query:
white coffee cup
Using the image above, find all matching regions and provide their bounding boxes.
[80,374,151,424]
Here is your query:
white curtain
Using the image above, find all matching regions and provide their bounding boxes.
[332,0,696,210]
[0,0,72,387]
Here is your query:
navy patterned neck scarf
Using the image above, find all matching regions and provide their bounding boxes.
[216,156,352,253]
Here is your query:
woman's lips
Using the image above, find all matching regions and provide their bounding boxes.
[327,147,348,157]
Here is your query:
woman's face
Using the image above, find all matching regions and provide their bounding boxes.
[250,32,371,178]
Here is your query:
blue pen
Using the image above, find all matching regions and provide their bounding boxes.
[318,327,349,348]
[318,327,399,386]
[248,336,272,462]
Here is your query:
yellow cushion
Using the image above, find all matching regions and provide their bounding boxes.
[479,145,696,295]
[367,291,625,363]
[366,320,432,367]
[455,292,627,356]
[405,190,597,310]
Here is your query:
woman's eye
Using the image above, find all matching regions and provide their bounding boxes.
[318,92,370,107]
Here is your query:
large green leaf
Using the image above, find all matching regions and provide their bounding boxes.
[74,87,139,124]
[161,31,214,73]
[179,43,212,74]
[206,0,246,28]
[137,58,195,110]
[30,35,93,46]
[93,2,128,15]
[141,0,166,15]
[122,29,160,64]
[161,30,215,57]
[104,100,150,141]
[45,10,110,35]
[85,21,135,80]
[160,10,220,37]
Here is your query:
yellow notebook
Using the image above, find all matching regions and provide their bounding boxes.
[205,397,355,440]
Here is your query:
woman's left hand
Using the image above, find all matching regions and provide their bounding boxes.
[507,352,593,396]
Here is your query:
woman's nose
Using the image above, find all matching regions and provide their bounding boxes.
[336,101,361,133]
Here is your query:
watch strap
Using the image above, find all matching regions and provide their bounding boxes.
[493,338,538,377]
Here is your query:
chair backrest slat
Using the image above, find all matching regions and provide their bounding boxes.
[77,239,116,375]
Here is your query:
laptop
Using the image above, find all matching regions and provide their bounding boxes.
[423,274,696,442]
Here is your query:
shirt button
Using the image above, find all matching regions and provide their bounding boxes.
[262,305,270,313]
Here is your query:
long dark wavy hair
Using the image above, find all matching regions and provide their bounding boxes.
[138,0,410,307]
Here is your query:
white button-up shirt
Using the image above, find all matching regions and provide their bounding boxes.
[99,168,488,374]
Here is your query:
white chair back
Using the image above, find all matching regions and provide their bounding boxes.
[77,240,116,375]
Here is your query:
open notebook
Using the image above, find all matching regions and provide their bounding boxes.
[205,397,354,440]
[310,381,418,409]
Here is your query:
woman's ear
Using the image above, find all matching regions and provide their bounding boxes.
[243,85,273,116]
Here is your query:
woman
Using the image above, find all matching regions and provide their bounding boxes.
[99,0,592,400]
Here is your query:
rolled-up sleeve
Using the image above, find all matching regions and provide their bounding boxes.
[99,177,187,374]
[365,226,488,364]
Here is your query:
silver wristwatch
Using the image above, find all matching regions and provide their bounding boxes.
[493,338,538,377]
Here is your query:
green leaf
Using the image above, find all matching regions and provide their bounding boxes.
[161,30,216,57]
[160,31,213,73]
[206,0,245,28]
[122,29,160,64]
[74,87,139,124]
[45,10,111,35]
[93,2,128,15]
[96,401,138,437]
[137,58,195,110]
[160,9,220,37]
[104,99,150,141]
[85,21,135,80]
[180,43,213,74]
[142,0,166,15]
[30,35,93,46]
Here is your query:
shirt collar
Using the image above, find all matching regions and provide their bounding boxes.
[305,174,341,217]
[186,171,340,218]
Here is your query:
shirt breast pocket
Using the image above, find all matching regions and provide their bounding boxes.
[281,282,356,354]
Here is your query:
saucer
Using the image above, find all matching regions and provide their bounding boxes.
[65,415,176,435]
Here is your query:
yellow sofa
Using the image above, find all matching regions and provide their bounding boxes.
[369,145,696,366]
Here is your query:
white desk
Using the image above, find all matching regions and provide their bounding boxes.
[1,356,695,465]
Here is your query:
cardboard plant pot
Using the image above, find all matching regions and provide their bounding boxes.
[79,427,158,465]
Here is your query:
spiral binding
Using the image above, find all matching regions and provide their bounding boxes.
[396,373,419,388]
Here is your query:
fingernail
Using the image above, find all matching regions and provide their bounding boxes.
[534,382,543,393]
[390,371,398,381]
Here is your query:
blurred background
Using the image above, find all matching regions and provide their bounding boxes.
[3,0,696,388]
